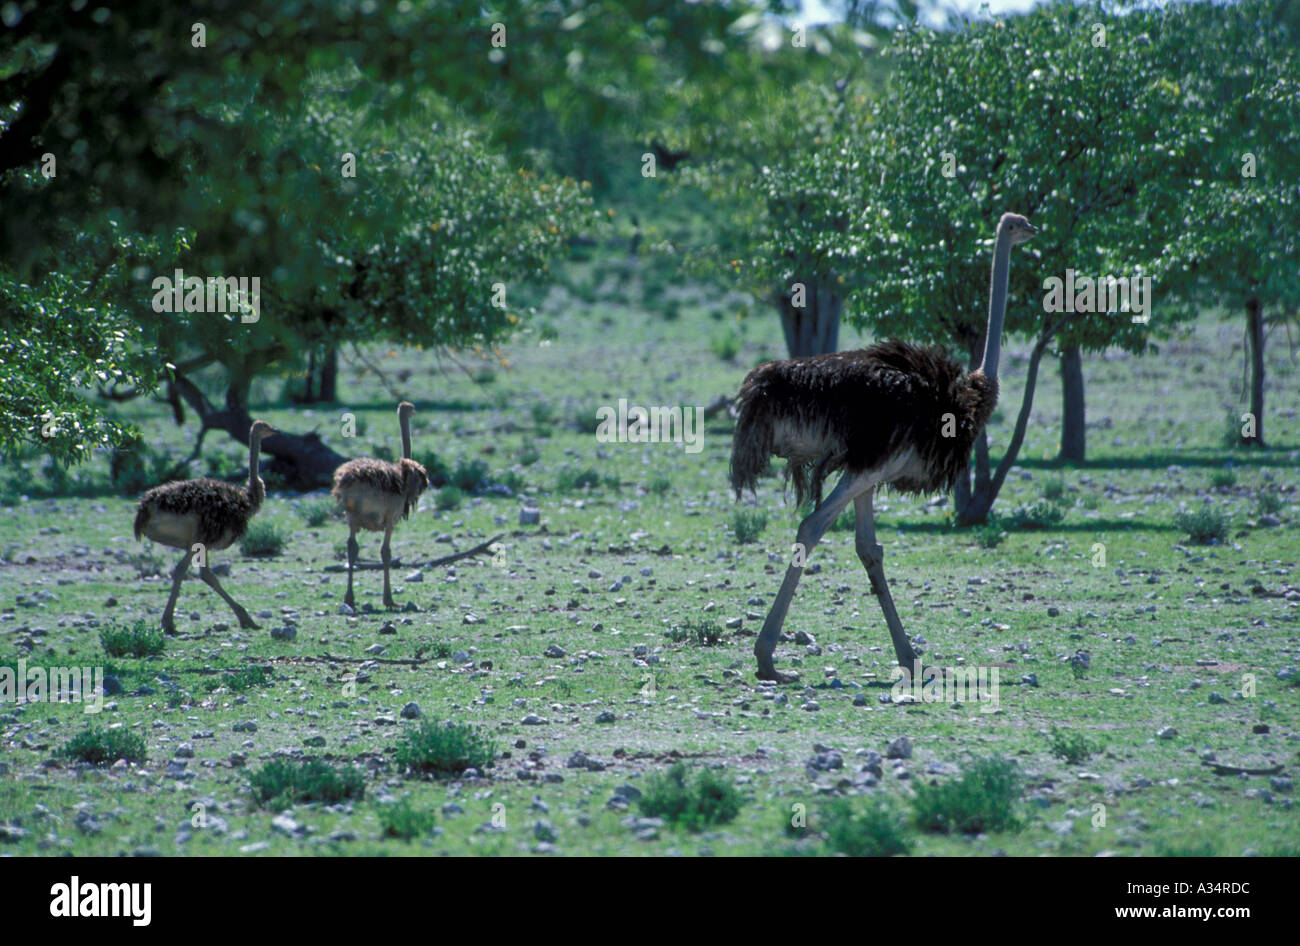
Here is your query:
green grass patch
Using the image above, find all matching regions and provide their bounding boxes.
[99,619,164,658]
[1175,506,1228,544]
[60,727,147,766]
[730,509,768,544]
[637,762,744,831]
[822,796,913,857]
[377,798,437,841]
[248,759,366,808]
[239,520,287,557]
[394,719,497,778]
[911,756,1022,835]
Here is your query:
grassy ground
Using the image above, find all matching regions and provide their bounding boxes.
[1,262,1298,856]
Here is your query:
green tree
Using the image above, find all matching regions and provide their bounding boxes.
[1153,0,1300,449]
[852,1,1201,522]
[2,0,747,480]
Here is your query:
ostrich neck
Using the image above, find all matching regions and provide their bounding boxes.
[979,229,1013,379]
[247,436,264,510]
[400,414,413,460]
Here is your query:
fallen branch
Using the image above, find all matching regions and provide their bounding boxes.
[322,534,504,572]
[1201,761,1284,776]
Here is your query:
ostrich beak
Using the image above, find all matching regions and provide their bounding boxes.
[1025,223,1040,234]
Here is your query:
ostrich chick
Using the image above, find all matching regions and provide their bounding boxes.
[133,420,278,634]
[331,401,430,610]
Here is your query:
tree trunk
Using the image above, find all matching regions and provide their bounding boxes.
[1243,298,1266,448]
[290,345,339,404]
[318,345,338,402]
[956,336,1051,525]
[1059,343,1086,462]
[775,279,841,358]
[172,371,349,489]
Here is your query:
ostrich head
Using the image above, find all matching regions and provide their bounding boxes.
[249,420,278,442]
[398,401,415,420]
[998,212,1039,245]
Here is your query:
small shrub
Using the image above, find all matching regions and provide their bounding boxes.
[224,664,273,692]
[451,457,490,493]
[973,521,1006,549]
[239,520,287,557]
[518,445,542,467]
[414,451,450,487]
[100,619,164,658]
[666,619,724,646]
[638,762,744,831]
[378,798,437,841]
[1003,500,1066,530]
[911,756,1022,835]
[1175,507,1228,544]
[647,474,672,496]
[395,719,496,778]
[823,796,913,857]
[530,402,556,427]
[435,485,465,511]
[1041,476,1066,501]
[298,498,335,527]
[1210,468,1237,489]
[711,329,741,362]
[556,467,602,492]
[731,509,768,544]
[61,727,147,766]
[1256,491,1282,516]
[493,470,526,494]
[1047,727,1097,765]
[248,759,365,808]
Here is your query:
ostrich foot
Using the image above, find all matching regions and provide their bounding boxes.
[755,662,801,684]
[161,617,178,636]
[383,595,397,610]
[233,608,259,630]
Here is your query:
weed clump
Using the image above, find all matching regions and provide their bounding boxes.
[100,619,164,658]
[638,762,744,831]
[61,727,147,766]
[911,756,1022,835]
[248,759,365,807]
[394,719,496,778]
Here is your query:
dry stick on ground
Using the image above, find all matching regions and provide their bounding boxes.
[322,533,504,572]
[1201,761,1285,776]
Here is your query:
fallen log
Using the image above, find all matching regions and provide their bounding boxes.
[1200,761,1285,776]
[321,534,504,572]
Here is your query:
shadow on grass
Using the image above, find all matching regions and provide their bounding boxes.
[1012,449,1297,472]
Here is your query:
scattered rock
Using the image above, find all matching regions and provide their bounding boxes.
[886,736,913,760]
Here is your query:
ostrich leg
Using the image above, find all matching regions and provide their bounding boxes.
[381,524,396,609]
[344,526,360,609]
[853,489,925,677]
[755,474,862,682]
[161,548,196,635]
[199,565,259,629]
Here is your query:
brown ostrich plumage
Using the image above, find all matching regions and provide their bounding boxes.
[134,477,261,549]
[731,340,998,507]
[331,457,429,526]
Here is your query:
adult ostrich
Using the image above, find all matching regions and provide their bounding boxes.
[331,401,430,610]
[134,420,278,634]
[731,212,1038,682]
